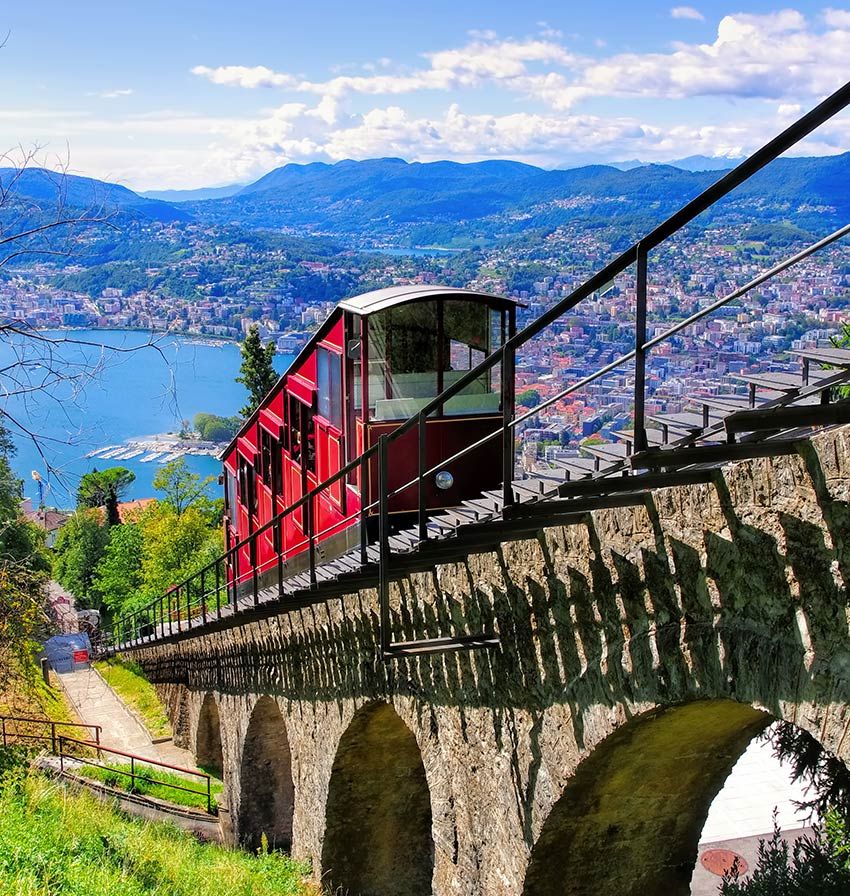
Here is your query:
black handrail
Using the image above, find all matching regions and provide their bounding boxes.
[105,78,850,656]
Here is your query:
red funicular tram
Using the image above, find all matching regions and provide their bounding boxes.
[222,285,518,595]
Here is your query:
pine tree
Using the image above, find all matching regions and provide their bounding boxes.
[236,325,277,418]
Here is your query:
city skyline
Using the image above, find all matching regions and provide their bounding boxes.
[2,2,850,190]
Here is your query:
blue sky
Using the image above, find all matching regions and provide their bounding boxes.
[2,1,849,190]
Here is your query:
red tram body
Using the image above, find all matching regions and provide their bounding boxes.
[222,286,518,593]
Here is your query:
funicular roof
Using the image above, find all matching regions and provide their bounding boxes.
[337,284,520,316]
[222,285,518,460]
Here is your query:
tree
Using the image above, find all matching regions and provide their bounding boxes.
[52,510,108,607]
[152,458,216,517]
[138,503,222,600]
[517,388,542,409]
[236,325,277,418]
[77,466,136,526]
[721,813,850,895]
[719,723,850,894]
[92,523,143,614]
[193,412,241,443]
[0,425,50,692]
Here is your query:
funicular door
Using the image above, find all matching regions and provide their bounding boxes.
[257,420,283,580]
[235,451,257,589]
[282,386,316,559]
[315,346,344,540]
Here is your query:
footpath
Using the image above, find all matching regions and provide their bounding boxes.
[56,665,195,768]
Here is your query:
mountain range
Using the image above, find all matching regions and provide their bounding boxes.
[5,153,850,249]
[0,168,190,223]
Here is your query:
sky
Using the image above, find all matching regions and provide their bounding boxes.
[3,1,850,191]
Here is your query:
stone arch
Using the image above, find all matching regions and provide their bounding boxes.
[195,692,223,774]
[522,699,772,896]
[170,685,193,749]
[322,701,434,896]
[237,696,295,851]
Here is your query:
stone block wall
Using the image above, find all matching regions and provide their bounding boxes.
[133,426,850,895]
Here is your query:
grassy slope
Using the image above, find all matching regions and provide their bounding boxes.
[0,646,74,722]
[77,761,223,812]
[94,657,172,739]
[0,763,312,896]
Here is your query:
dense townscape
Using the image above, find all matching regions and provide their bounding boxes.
[2,204,848,463]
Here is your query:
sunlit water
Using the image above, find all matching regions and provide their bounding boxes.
[0,329,292,506]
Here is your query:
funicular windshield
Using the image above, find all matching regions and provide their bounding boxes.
[363,299,504,421]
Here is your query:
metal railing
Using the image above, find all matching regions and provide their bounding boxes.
[105,78,850,658]
[0,715,101,752]
[57,735,214,814]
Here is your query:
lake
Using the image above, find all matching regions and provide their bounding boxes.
[0,329,293,507]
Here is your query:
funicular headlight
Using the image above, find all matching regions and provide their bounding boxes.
[435,470,454,490]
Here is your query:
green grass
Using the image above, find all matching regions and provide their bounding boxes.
[0,646,75,723]
[94,657,172,739]
[76,761,223,812]
[0,755,313,896]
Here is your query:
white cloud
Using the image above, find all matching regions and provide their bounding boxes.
[90,88,133,99]
[190,65,297,89]
[671,6,705,21]
[192,11,850,115]
[823,8,850,28]
[13,9,850,190]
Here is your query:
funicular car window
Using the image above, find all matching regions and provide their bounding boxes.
[441,301,502,416]
[225,470,237,527]
[288,393,315,473]
[238,455,257,513]
[260,427,282,494]
[367,301,438,420]
[366,299,504,419]
[317,347,343,430]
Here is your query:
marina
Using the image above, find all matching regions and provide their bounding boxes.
[85,435,225,466]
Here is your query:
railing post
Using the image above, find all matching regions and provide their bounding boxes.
[59,737,64,773]
[276,520,284,599]
[634,244,649,453]
[360,453,369,566]
[167,590,174,636]
[200,569,207,625]
[50,721,56,754]
[501,343,516,509]
[215,558,222,619]
[417,409,428,542]
[250,534,259,606]
[233,544,241,609]
[207,775,212,814]
[130,755,136,793]
[176,588,182,633]
[378,435,390,654]
[307,493,317,589]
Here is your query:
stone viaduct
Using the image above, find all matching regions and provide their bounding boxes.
[129,425,850,896]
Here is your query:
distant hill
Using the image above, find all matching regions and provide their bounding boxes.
[0,168,190,223]
[140,184,244,203]
[667,154,746,172]
[604,155,746,172]
[6,152,849,252]
[183,153,850,244]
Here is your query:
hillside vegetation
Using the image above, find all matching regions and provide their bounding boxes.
[0,755,312,896]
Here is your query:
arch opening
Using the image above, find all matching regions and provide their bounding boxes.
[522,699,771,896]
[322,702,434,896]
[195,693,223,775]
[238,696,294,851]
